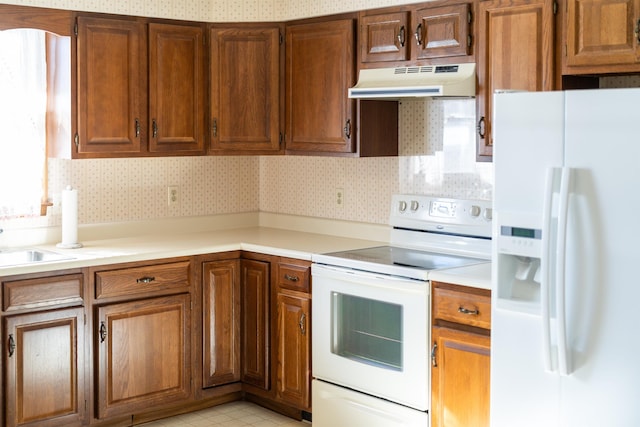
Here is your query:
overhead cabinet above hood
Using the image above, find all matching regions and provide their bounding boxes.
[348,63,476,99]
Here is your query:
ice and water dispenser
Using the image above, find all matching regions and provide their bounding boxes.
[495,212,546,313]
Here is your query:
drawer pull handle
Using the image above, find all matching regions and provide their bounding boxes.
[284,274,299,282]
[8,334,15,357]
[458,306,479,315]
[431,342,437,367]
[99,322,107,343]
[136,276,156,284]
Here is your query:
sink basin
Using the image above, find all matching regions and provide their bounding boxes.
[0,248,74,267]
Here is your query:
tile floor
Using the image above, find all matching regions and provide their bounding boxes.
[139,401,310,427]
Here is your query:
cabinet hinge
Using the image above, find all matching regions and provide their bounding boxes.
[279,132,283,147]
[467,10,472,24]
[279,32,283,45]
[74,21,78,37]
[553,0,558,15]
[74,133,79,148]
[467,35,472,48]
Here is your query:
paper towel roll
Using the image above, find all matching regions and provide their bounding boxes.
[57,186,83,249]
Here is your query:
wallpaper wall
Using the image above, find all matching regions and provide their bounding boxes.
[2,0,637,232]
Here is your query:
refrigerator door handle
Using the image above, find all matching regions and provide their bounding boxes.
[541,167,556,373]
[556,166,572,376]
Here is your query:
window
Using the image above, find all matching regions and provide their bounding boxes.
[0,29,48,218]
[0,23,71,220]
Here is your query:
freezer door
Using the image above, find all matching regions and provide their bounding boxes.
[560,88,640,426]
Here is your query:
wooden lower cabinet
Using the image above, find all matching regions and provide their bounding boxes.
[431,326,490,427]
[4,307,85,427]
[240,257,271,390]
[202,259,241,387]
[95,294,192,419]
[431,281,491,427]
[275,292,311,410]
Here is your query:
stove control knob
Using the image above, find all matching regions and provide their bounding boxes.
[470,205,481,217]
[484,208,493,221]
[399,201,408,212]
[410,200,419,212]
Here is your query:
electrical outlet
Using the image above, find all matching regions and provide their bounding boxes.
[336,188,344,208]
[168,186,179,207]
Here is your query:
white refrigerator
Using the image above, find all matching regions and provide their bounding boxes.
[491,88,640,427]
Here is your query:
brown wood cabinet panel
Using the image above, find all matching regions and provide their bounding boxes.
[564,0,640,71]
[275,292,311,410]
[431,326,490,427]
[360,11,411,63]
[4,307,85,427]
[277,261,310,294]
[202,259,241,387]
[476,0,555,159]
[209,25,283,154]
[95,294,191,419]
[148,23,205,154]
[76,16,146,156]
[433,285,491,329]
[240,259,270,389]
[414,3,471,59]
[95,260,191,299]
[3,273,83,312]
[285,18,356,154]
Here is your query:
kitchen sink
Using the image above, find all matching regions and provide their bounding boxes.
[0,248,74,267]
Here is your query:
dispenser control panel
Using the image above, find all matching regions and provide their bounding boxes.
[498,225,542,258]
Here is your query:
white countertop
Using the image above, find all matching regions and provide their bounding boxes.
[0,219,491,289]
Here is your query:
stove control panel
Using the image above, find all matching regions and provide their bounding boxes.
[390,195,492,238]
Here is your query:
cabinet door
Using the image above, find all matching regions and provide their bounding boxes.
[414,3,472,60]
[360,11,411,63]
[240,259,270,389]
[76,16,146,156]
[431,326,490,427]
[209,25,282,154]
[202,260,241,387]
[4,307,85,427]
[95,294,191,419]
[275,292,311,410]
[285,19,356,154]
[148,23,205,154]
[565,0,640,68]
[476,0,555,159]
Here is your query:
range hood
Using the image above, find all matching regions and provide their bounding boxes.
[348,63,476,99]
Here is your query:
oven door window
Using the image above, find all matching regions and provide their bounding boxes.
[331,292,402,371]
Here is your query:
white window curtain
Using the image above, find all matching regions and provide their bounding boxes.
[0,29,47,218]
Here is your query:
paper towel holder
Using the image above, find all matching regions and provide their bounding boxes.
[57,185,83,249]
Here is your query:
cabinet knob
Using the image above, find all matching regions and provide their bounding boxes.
[431,342,437,367]
[299,313,306,335]
[135,118,141,138]
[152,119,158,138]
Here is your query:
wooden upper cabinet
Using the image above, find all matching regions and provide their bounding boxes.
[285,18,357,154]
[209,25,283,154]
[414,3,472,60]
[563,0,640,73]
[359,2,473,67]
[476,0,555,160]
[76,17,205,157]
[148,23,205,154]
[360,11,411,63]
[76,16,146,156]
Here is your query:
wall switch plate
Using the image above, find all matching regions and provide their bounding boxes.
[168,186,179,206]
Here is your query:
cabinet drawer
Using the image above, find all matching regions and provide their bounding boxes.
[3,273,84,312]
[95,260,190,299]
[277,262,310,293]
[433,286,491,329]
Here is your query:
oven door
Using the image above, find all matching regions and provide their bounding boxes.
[312,263,429,411]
